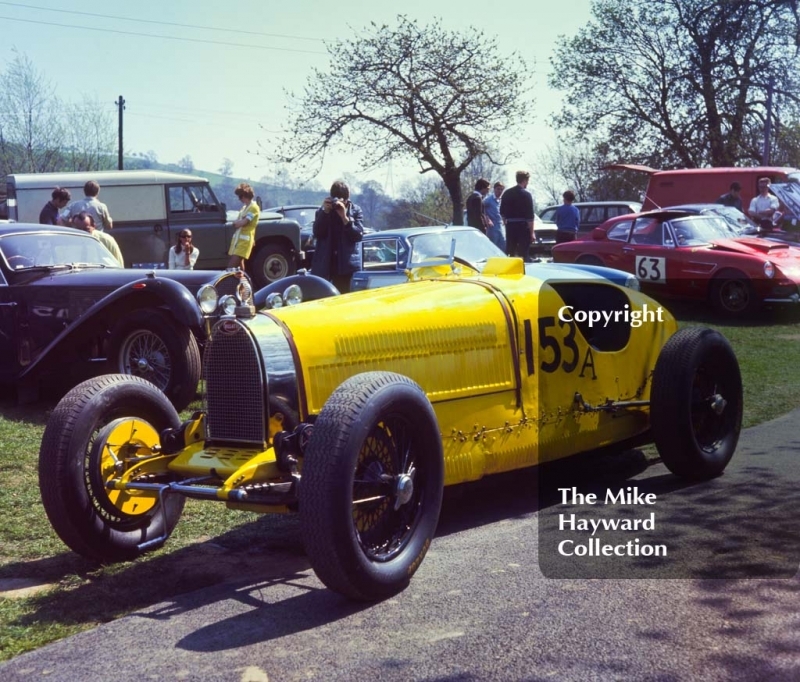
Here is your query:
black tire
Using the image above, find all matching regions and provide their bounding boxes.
[576,255,604,266]
[107,309,201,411]
[250,242,296,288]
[38,374,185,563]
[300,372,444,601]
[651,327,742,480]
[710,271,757,316]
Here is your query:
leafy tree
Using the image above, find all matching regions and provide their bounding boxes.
[177,155,195,173]
[270,16,531,224]
[550,0,800,168]
[219,157,234,177]
[353,179,391,228]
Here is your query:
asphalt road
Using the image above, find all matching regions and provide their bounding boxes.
[3,411,800,682]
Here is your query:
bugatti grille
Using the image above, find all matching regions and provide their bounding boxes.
[204,320,266,444]
[214,272,244,298]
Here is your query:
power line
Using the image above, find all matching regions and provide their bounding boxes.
[0,1,324,43]
[126,111,282,134]
[0,15,328,55]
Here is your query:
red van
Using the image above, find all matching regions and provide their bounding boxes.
[606,164,800,216]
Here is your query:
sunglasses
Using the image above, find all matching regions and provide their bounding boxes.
[180,235,192,239]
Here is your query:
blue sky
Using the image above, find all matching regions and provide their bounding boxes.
[0,0,594,194]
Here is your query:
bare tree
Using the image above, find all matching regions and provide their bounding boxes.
[269,16,531,224]
[533,139,599,205]
[61,97,116,171]
[533,138,649,205]
[0,51,62,174]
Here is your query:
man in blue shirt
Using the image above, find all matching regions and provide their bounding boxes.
[555,190,580,243]
[483,181,506,251]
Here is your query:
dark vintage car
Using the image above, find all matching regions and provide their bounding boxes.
[552,209,800,316]
[351,224,639,291]
[0,224,254,409]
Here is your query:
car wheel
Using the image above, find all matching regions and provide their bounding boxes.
[300,372,444,601]
[650,327,742,480]
[38,374,185,562]
[710,272,757,316]
[107,309,201,411]
[576,255,604,266]
[250,242,296,288]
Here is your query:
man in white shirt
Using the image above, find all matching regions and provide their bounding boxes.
[67,180,114,232]
[748,177,780,230]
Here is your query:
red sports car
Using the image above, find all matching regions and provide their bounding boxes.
[551,209,800,315]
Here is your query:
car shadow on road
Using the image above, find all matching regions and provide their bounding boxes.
[6,434,800,658]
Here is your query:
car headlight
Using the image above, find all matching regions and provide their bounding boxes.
[236,278,253,305]
[764,261,775,279]
[219,294,237,316]
[197,284,218,314]
[266,292,284,309]
[283,283,303,306]
[624,275,640,291]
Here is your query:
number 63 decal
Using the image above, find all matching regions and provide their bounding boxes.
[635,255,666,282]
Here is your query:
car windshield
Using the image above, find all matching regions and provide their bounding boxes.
[699,206,758,235]
[0,232,122,270]
[280,207,316,229]
[409,230,505,265]
[667,216,734,246]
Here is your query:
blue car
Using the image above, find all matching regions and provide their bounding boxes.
[351,225,639,291]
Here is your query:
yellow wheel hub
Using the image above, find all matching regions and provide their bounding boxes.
[97,418,161,516]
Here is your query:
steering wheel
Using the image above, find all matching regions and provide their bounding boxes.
[7,254,34,269]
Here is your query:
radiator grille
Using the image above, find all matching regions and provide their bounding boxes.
[213,272,245,299]
[203,319,266,444]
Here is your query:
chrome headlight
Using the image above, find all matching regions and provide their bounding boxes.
[219,294,237,316]
[283,283,303,306]
[236,278,253,305]
[197,284,218,314]
[266,292,284,309]
[624,275,640,291]
[764,261,775,279]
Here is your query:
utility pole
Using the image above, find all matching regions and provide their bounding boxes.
[115,95,126,170]
[763,77,774,165]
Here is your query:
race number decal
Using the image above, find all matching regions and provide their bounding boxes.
[523,317,596,379]
[635,255,666,283]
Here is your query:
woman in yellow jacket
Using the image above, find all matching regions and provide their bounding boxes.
[228,183,260,269]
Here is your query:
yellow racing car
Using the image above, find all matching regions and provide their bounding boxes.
[38,257,742,600]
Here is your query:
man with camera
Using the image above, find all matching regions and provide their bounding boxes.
[311,180,365,293]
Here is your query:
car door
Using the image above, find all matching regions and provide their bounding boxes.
[616,218,680,296]
[0,269,19,381]
[350,237,407,290]
[588,218,633,271]
[166,184,228,269]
